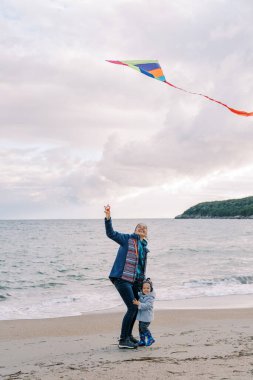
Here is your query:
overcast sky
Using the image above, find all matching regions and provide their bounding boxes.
[1,0,253,219]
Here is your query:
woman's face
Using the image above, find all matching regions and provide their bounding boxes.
[135,223,148,238]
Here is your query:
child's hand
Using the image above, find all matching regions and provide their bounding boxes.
[133,299,140,306]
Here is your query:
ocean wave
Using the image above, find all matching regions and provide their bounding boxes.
[0,294,10,301]
[66,274,86,280]
[57,269,69,273]
[184,275,253,287]
[30,282,67,288]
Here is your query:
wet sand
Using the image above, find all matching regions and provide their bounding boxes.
[1,308,253,379]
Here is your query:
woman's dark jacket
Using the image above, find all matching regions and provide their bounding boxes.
[105,218,149,283]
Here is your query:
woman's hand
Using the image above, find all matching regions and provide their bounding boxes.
[133,298,140,306]
[104,204,111,220]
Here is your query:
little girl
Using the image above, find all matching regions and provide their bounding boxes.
[133,278,155,346]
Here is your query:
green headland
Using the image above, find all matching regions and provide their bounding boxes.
[175,196,253,219]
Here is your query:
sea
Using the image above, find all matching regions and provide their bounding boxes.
[1,219,253,321]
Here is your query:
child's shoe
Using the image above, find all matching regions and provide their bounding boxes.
[146,332,155,346]
[138,333,146,346]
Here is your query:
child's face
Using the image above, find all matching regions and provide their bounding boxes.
[142,283,151,295]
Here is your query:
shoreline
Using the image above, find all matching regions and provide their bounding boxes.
[1,307,253,340]
[1,308,253,379]
[2,293,253,322]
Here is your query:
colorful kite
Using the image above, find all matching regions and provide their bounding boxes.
[106,60,253,117]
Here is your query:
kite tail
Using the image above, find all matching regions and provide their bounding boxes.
[164,81,253,117]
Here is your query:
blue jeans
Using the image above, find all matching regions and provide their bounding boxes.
[114,278,139,340]
[139,321,151,335]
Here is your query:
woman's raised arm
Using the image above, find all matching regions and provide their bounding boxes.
[104,205,130,246]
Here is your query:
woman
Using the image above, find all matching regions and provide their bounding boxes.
[104,204,149,349]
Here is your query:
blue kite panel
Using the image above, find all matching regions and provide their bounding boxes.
[139,68,155,78]
[136,62,161,71]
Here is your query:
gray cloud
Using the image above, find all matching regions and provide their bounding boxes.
[98,102,253,188]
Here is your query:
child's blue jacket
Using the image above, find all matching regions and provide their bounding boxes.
[136,291,155,322]
[105,218,149,282]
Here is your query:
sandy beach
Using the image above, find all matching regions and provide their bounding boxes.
[1,308,253,379]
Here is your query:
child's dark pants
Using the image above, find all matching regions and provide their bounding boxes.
[139,321,151,335]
